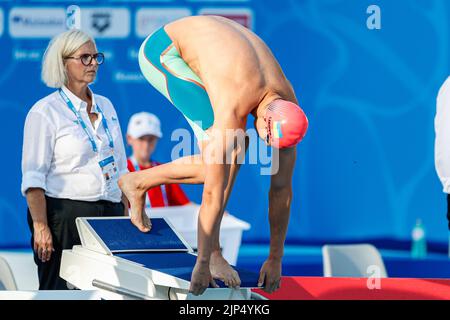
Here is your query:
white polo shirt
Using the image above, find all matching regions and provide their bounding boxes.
[435,76,450,193]
[21,85,129,202]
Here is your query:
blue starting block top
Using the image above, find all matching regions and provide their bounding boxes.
[87,218,189,253]
[84,217,260,288]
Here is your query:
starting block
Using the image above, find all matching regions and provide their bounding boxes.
[60,217,261,300]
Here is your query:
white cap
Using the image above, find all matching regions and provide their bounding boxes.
[127,112,163,139]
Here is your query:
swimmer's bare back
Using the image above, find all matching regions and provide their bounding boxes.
[164,16,298,120]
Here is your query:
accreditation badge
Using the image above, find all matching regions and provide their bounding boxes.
[98,155,119,191]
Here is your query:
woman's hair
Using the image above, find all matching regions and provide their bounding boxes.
[41,29,95,88]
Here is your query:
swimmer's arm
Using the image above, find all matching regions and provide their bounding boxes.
[267,146,296,261]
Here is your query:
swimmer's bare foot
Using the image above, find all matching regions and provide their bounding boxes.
[118,172,151,232]
[209,250,241,288]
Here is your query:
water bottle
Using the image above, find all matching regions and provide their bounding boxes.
[411,219,427,259]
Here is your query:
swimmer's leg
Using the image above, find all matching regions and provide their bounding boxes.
[209,135,249,288]
[127,26,213,232]
[138,27,214,135]
[131,28,246,285]
[119,137,248,288]
[120,135,248,203]
[119,154,206,232]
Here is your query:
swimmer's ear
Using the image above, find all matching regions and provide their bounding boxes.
[254,116,268,143]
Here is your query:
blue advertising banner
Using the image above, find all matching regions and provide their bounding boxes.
[0,0,448,247]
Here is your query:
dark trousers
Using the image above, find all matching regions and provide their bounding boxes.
[27,196,124,290]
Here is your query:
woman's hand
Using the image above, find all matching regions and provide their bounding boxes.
[33,222,55,262]
[26,188,54,262]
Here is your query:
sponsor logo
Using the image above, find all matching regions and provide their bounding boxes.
[92,12,111,33]
[135,8,192,38]
[9,7,66,38]
[81,7,130,38]
[113,71,146,83]
[198,7,253,29]
[13,49,42,62]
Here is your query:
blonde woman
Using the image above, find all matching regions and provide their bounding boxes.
[21,30,128,290]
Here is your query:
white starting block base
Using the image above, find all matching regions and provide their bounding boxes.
[61,246,251,300]
[60,217,259,300]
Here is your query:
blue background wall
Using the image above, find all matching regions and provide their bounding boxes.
[0,0,449,248]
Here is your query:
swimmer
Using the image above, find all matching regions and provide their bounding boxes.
[119,15,308,296]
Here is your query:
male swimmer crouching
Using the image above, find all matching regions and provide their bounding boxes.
[119,15,308,295]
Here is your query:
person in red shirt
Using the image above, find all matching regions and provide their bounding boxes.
[126,112,190,207]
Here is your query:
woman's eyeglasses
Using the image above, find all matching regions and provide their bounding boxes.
[65,53,105,66]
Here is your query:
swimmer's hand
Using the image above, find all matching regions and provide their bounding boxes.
[258,258,282,294]
[189,261,219,296]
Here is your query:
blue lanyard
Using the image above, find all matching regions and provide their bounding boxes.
[59,89,114,153]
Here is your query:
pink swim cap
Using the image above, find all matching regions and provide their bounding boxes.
[264,100,308,148]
